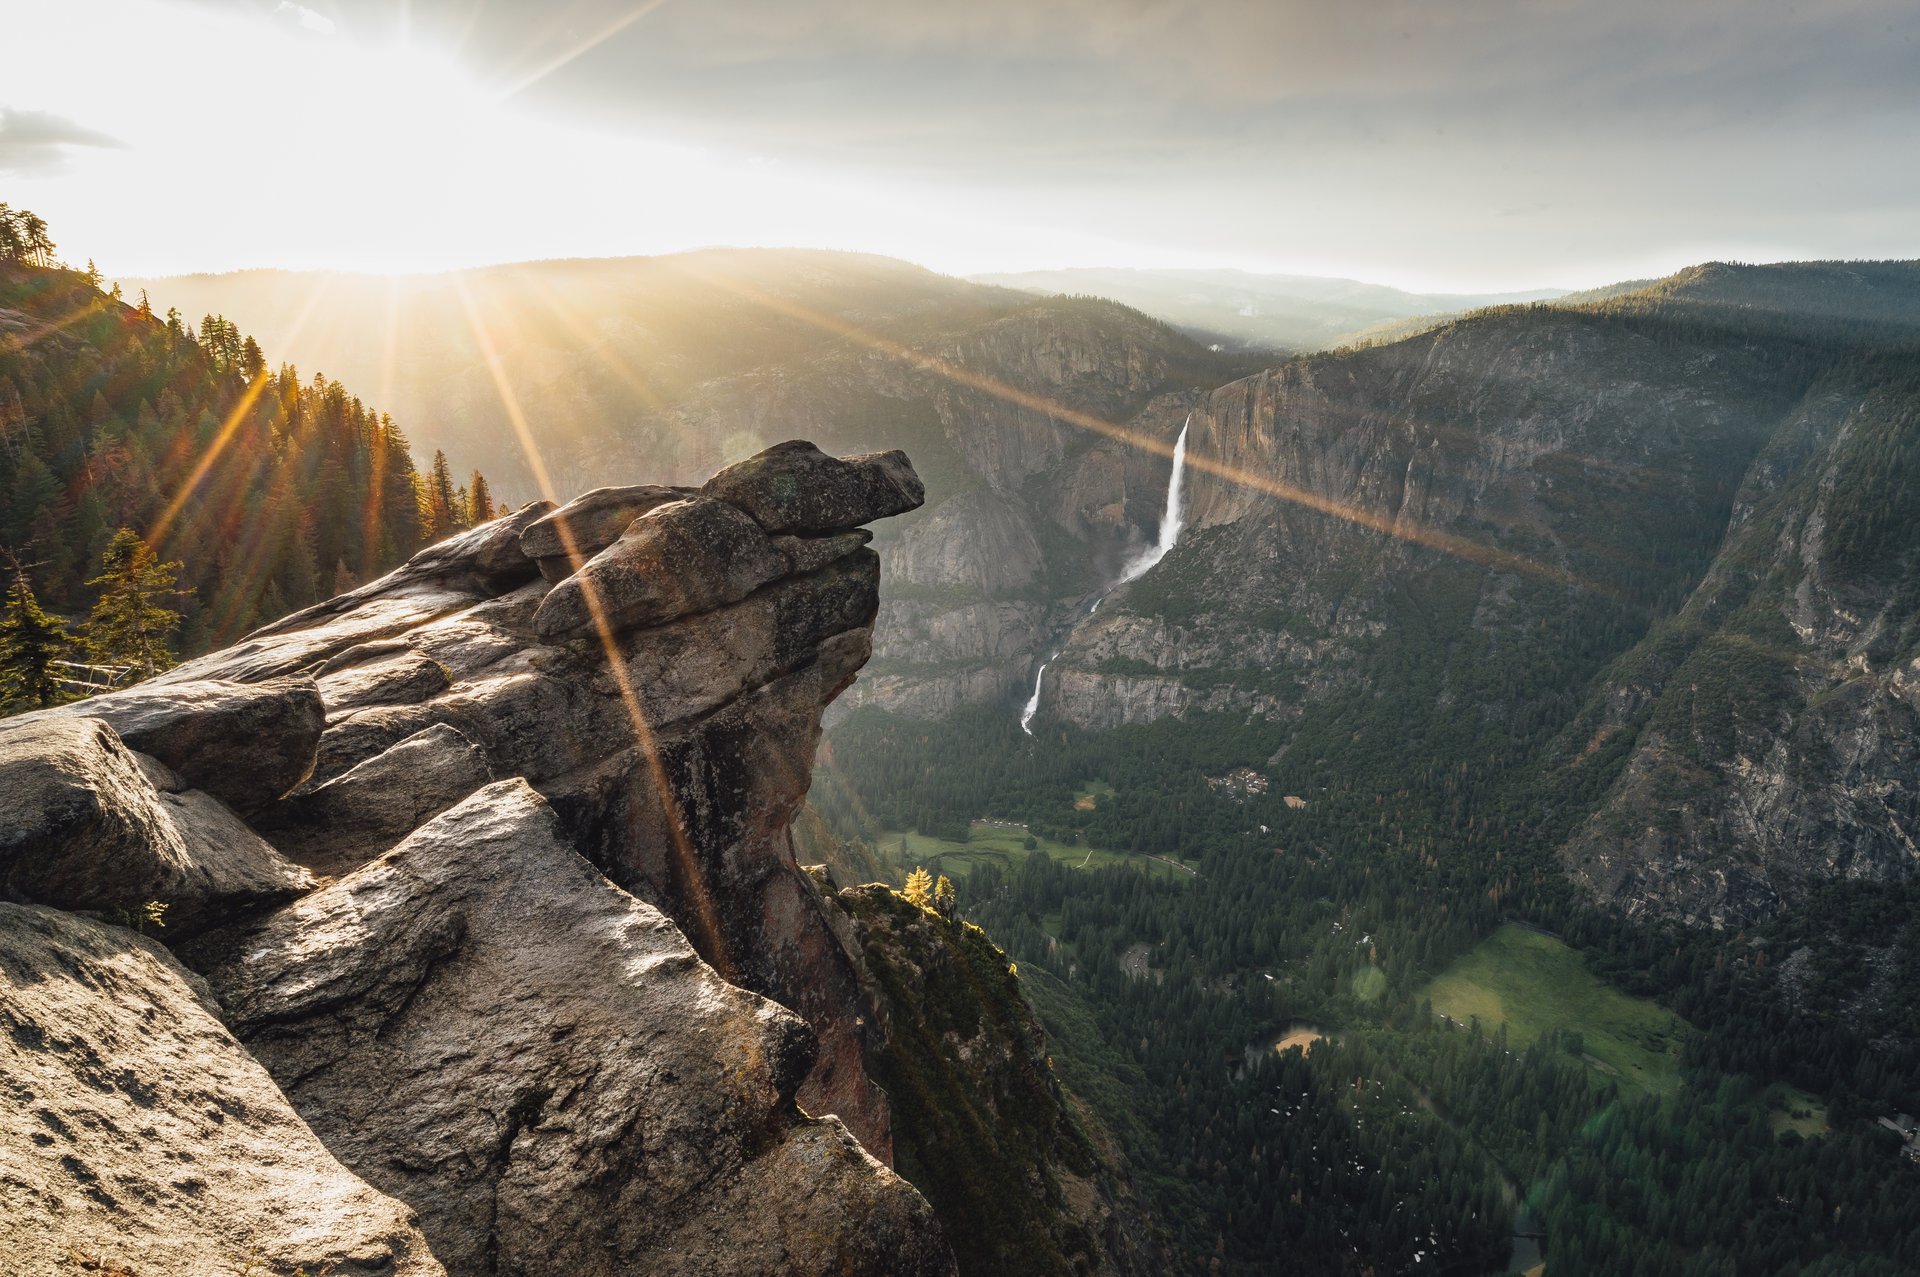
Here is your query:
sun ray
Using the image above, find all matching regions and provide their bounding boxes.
[495,0,672,101]
[377,275,403,421]
[452,275,736,976]
[145,277,336,553]
[517,271,676,421]
[661,257,1607,597]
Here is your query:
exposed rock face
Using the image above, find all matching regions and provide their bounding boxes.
[193,782,947,1277]
[259,723,494,875]
[20,675,326,812]
[0,902,442,1277]
[534,495,787,638]
[704,439,926,534]
[1552,388,1920,926]
[158,443,923,1162]
[0,440,959,1274]
[518,482,692,580]
[824,883,1156,1277]
[0,716,311,933]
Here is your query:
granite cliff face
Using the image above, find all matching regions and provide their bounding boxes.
[1016,267,1920,926]
[1550,381,1920,926]
[1037,305,1809,730]
[0,441,967,1276]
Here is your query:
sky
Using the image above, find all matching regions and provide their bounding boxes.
[4,0,1916,291]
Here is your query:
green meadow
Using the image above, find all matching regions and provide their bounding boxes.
[1421,925,1688,1098]
[881,822,1194,883]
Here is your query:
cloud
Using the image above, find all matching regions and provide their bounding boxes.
[359,0,1910,182]
[140,0,1920,283]
[274,1,336,35]
[0,108,128,177]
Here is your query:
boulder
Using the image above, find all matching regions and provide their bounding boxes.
[304,701,452,790]
[772,528,874,576]
[586,549,881,734]
[702,439,924,534]
[0,717,310,933]
[254,501,554,638]
[28,675,325,813]
[316,647,453,713]
[262,724,494,875]
[519,484,693,581]
[532,497,786,640]
[193,781,952,1277]
[0,902,443,1277]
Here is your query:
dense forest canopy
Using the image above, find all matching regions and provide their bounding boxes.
[0,206,494,703]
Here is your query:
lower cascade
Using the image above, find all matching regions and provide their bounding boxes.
[1020,414,1191,735]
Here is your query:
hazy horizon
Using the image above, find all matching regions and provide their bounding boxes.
[120,248,1592,297]
[7,0,1916,293]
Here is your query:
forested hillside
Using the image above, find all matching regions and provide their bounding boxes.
[0,207,491,693]
[814,261,1920,1276]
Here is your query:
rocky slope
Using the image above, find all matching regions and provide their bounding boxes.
[1018,263,1920,925]
[0,441,1017,1276]
[1549,373,1920,926]
[818,881,1154,1277]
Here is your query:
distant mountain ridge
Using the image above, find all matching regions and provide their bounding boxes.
[969,265,1567,352]
[127,251,1034,500]
[1025,258,1920,925]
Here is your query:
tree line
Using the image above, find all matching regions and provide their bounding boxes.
[0,206,498,710]
[0,203,56,267]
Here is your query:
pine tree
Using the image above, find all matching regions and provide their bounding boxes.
[83,529,185,679]
[933,874,957,918]
[903,866,934,908]
[0,569,76,710]
[426,449,458,539]
[469,471,496,524]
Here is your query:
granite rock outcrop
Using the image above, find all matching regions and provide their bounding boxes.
[0,440,959,1276]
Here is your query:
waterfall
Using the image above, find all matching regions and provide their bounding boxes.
[1019,652,1056,736]
[1019,415,1193,735]
[1116,415,1190,586]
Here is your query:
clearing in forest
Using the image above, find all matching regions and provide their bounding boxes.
[882,822,1192,882]
[1420,925,1687,1099]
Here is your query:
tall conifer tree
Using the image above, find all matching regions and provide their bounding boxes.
[0,569,75,709]
[83,529,185,679]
